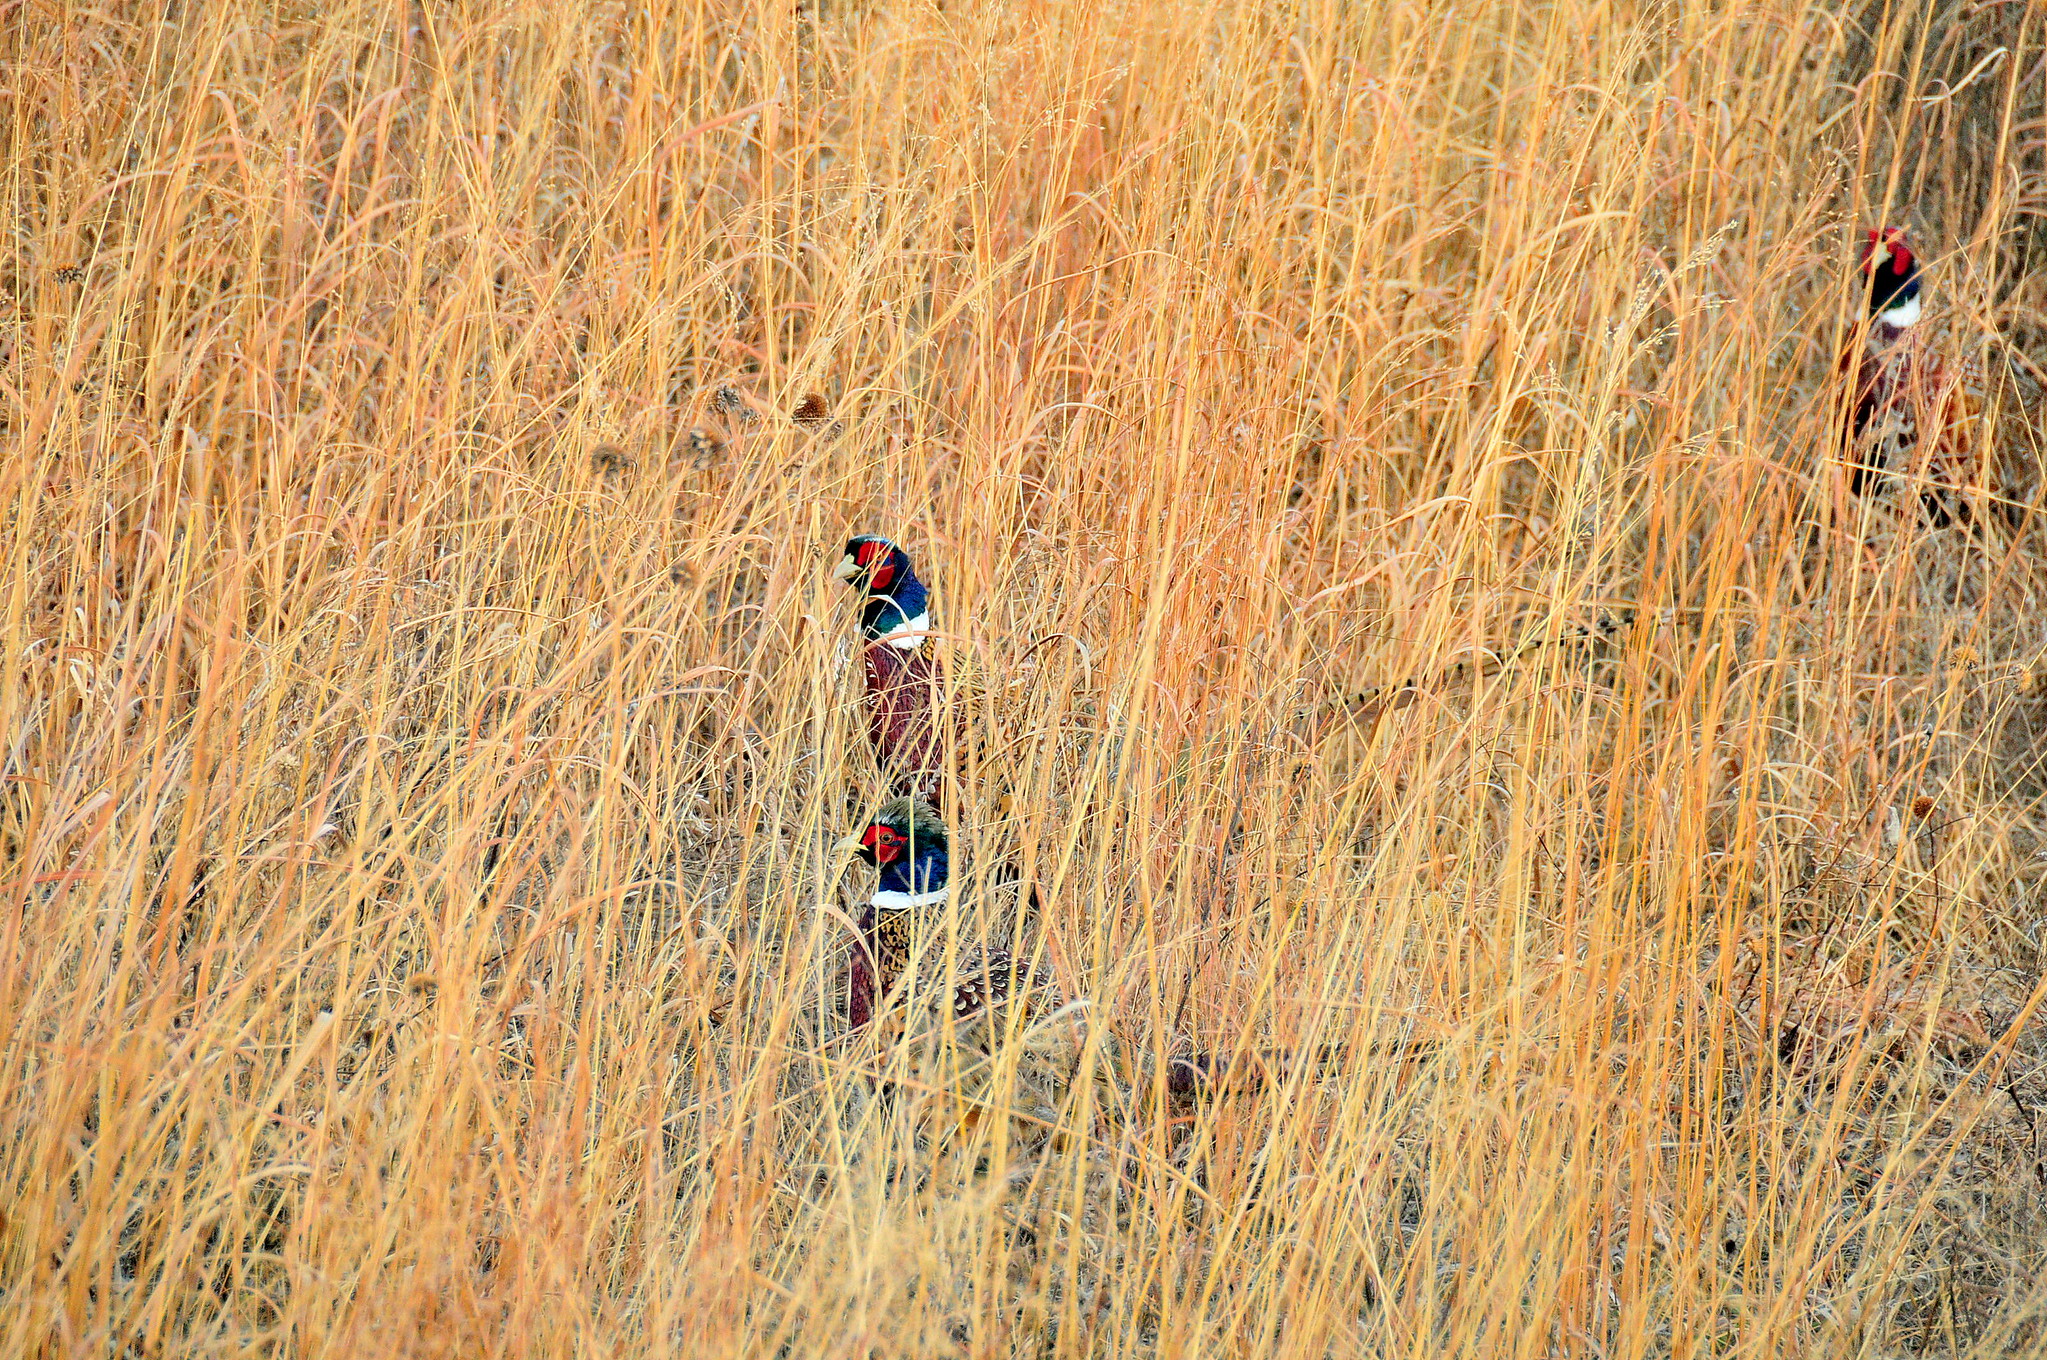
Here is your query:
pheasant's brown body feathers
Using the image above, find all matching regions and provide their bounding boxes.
[861,639,951,797]
[1840,326,1987,523]
[941,946,1041,1025]
[844,902,894,1033]
[836,536,1002,802]
[846,898,1046,1035]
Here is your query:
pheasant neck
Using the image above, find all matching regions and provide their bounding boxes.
[880,609,929,651]
[1868,295,1921,351]
[861,574,931,650]
[873,847,949,906]
[870,885,948,908]
[1879,294,1921,330]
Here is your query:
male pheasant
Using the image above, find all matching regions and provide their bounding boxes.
[838,794,1043,1036]
[834,535,961,800]
[1837,228,1988,527]
[838,796,1307,1099]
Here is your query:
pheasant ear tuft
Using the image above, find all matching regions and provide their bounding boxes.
[872,793,947,844]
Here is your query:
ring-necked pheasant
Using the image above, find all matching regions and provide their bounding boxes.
[1837,227,1988,527]
[837,794,1045,1037]
[834,535,958,800]
[836,796,1319,1100]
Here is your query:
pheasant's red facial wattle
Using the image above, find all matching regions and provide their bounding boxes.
[1863,229,1912,275]
[1858,228,1922,327]
[863,540,896,585]
[861,824,907,864]
[854,541,897,591]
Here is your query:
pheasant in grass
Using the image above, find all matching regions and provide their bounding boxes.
[834,535,960,800]
[1838,228,1990,527]
[838,794,1045,1036]
[837,797,1307,1099]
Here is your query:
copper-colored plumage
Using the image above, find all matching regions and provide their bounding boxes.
[860,636,949,796]
[837,797,1354,1106]
[1839,324,1986,524]
[846,908,1043,1035]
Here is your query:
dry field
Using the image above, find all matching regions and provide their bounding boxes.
[7,0,2047,1354]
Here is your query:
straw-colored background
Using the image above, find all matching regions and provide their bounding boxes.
[7,0,2047,1353]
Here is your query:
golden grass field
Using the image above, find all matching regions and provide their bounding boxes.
[8,0,2047,1354]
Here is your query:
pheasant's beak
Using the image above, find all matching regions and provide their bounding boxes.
[833,832,866,856]
[832,555,860,582]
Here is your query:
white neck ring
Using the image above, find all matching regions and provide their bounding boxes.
[1879,295,1921,329]
[883,610,930,650]
[872,886,948,908]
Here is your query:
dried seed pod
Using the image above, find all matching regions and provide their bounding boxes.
[709,384,760,424]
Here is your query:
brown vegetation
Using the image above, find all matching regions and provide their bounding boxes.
[6,0,2047,1354]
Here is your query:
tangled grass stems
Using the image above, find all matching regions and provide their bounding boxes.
[5,0,2047,1354]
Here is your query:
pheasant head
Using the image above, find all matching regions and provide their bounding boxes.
[834,534,931,648]
[843,794,950,904]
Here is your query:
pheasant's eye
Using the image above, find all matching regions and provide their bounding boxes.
[855,541,876,567]
[861,825,906,862]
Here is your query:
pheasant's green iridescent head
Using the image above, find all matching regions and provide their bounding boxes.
[853,794,945,859]
[833,535,931,646]
[840,794,950,900]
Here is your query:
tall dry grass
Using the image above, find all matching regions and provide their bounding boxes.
[6,0,2047,1353]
